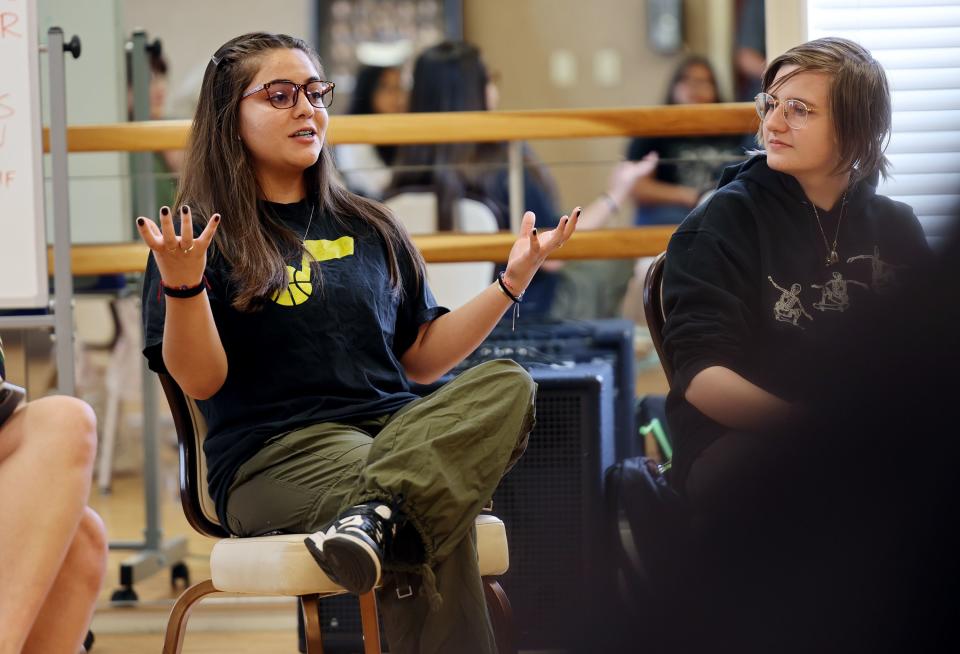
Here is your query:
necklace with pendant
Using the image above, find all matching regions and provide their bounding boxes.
[811,192,847,266]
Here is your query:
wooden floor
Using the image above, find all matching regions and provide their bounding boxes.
[82,352,669,653]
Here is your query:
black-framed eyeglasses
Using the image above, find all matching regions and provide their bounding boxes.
[755,92,816,130]
[241,80,335,109]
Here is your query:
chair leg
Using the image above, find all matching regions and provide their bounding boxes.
[483,577,516,654]
[300,594,324,654]
[96,341,123,493]
[359,590,382,654]
[162,578,218,654]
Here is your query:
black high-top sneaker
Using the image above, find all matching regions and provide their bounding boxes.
[304,502,394,594]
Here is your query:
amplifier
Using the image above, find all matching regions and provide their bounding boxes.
[457,318,637,459]
[489,363,616,651]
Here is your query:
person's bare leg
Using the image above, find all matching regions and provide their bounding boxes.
[21,507,107,654]
[0,396,100,654]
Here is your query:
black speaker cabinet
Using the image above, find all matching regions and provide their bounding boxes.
[458,318,637,460]
[305,362,617,653]
[492,363,616,651]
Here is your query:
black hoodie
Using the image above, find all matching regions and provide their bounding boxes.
[662,155,929,490]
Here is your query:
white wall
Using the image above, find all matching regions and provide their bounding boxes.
[766,0,807,59]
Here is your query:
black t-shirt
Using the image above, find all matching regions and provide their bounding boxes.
[661,156,930,489]
[142,199,448,525]
[627,135,749,191]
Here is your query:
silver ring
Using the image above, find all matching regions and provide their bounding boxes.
[181,244,195,253]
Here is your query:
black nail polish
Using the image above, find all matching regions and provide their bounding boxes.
[213,214,221,222]
[532,228,538,235]
[136,217,145,226]
[181,205,189,215]
[160,207,169,216]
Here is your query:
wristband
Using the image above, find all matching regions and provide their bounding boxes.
[601,192,620,213]
[497,271,525,331]
[496,271,524,303]
[160,276,209,299]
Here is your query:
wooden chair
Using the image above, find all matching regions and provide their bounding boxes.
[642,251,673,386]
[157,373,516,654]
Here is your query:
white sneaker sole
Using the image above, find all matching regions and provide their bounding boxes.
[304,531,382,595]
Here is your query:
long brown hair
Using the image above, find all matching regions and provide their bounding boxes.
[176,32,424,311]
[390,41,557,231]
[759,37,891,182]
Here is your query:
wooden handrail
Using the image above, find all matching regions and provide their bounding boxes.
[47,227,674,276]
[43,104,757,153]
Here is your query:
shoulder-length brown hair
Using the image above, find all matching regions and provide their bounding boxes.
[759,37,891,182]
[176,32,424,311]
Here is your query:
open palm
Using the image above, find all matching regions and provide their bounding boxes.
[504,208,580,288]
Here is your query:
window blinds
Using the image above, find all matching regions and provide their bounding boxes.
[807,0,960,238]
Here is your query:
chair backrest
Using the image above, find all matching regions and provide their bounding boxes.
[157,373,229,538]
[384,188,501,311]
[642,251,673,386]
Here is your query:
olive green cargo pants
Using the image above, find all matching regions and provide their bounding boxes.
[224,359,536,654]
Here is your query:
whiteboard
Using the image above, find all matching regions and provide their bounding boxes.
[0,0,48,309]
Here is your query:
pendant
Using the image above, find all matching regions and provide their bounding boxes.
[827,250,839,266]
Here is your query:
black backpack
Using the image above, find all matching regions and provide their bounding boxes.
[605,396,688,601]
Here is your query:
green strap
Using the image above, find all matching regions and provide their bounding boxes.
[639,417,672,462]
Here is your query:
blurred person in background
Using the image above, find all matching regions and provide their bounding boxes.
[392,41,654,318]
[627,55,748,226]
[336,41,412,199]
[621,56,747,335]
[735,0,767,102]
[126,41,182,207]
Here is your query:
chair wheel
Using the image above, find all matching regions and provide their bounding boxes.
[84,629,95,651]
[171,562,191,588]
[110,587,138,602]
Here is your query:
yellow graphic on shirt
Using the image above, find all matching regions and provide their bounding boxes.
[272,237,355,306]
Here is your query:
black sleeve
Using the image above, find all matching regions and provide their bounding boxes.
[141,254,167,373]
[392,249,449,358]
[883,199,933,268]
[661,195,761,393]
[627,137,656,161]
[523,174,560,229]
[141,254,226,374]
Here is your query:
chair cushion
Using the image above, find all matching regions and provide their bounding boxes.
[475,513,509,576]
[211,515,509,595]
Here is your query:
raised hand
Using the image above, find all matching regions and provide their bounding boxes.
[135,205,220,288]
[502,207,580,292]
[606,152,659,206]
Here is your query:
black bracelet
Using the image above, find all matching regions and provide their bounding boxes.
[497,271,523,303]
[497,271,525,331]
[161,276,209,299]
